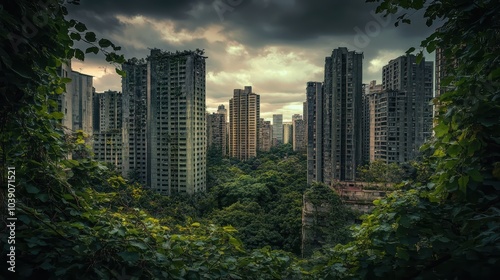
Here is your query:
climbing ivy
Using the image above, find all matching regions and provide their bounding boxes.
[305,0,500,278]
[0,1,303,279]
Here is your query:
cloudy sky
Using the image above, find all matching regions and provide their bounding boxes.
[68,0,439,122]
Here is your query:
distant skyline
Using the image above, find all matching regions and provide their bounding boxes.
[68,0,439,123]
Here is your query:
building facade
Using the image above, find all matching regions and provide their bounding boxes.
[283,122,293,144]
[324,47,364,182]
[258,118,272,152]
[292,118,306,152]
[306,81,323,185]
[122,57,148,184]
[229,86,260,160]
[366,80,383,162]
[122,49,207,195]
[57,62,73,131]
[207,112,227,157]
[55,61,94,136]
[372,54,434,164]
[92,90,123,172]
[306,48,363,185]
[272,114,284,144]
[71,71,94,136]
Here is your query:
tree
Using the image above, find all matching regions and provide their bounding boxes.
[309,0,500,278]
[357,160,406,185]
[0,2,306,279]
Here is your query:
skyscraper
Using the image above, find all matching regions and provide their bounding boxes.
[292,118,306,152]
[306,48,363,185]
[55,61,95,136]
[283,123,293,144]
[217,104,227,122]
[324,47,364,182]
[272,114,283,144]
[56,61,73,131]
[71,71,94,136]
[207,112,227,157]
[122,49,207,195]
[122,57,148,184]
[366,80,382,162]
[306,81,323,185]
[217,104,229,155]
[372,54,434,163]
[258,118,272,152]
[92,90,123,171]
[229,86,260,160]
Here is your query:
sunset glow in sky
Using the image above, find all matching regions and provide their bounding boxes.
[68,0,438,122]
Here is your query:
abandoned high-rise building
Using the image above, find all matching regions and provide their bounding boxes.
[229,86,260,160]
[292,118,306,152]
[324,47,364,183]
[306,47,363,185]
[122,57,148,184]
[283,122,293,144]
[365,81,383,163]
[306,81,323,185]
[272,114,284,144]
[372,54,434,163]
[122,49,207,195]
[55,61,94,136]
[207,112,227,157]
[71,71,94,136]
[258,118,272,152]
[92,90,123,172]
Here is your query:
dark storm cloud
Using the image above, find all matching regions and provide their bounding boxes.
[66,0,200,23]
[65,0,439,120]
[66,0,434,46]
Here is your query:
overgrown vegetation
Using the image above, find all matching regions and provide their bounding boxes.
[1,0,499,279]
[0,2,304,279]
[306,0,500,278]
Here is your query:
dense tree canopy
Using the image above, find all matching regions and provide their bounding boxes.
[1,0,499,279]
[357,160,407,185]
[0,1,302,279]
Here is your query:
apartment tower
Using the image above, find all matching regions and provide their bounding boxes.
[122,49,207,195]
[324,47,364,182]
[207,112,227,157]
[272,114,284,144]
[229,86,260,160]
[373,54,433,163]
[258,118,272,152]
[92,90,123,172]
[306,81,323,184]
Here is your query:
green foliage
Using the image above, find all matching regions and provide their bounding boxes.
[357,160,407,185]
[0,1,305,279]
[206,147,308,255]
[305,0,500,278]
[304,183,356,251]
[3,0,498,278]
